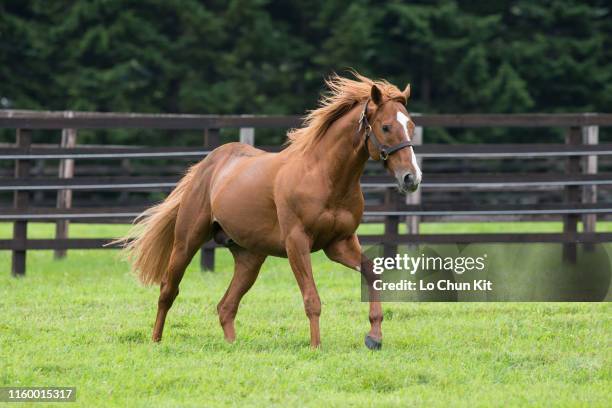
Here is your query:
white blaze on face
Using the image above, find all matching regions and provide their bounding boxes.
[396,111,422,183]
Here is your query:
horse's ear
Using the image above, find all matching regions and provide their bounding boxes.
[371,84,383,105]
[403,84,411,101]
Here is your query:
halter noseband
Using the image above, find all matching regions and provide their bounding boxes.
[358,99,413,161]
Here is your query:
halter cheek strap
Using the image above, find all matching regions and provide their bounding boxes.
[358,99,413,161]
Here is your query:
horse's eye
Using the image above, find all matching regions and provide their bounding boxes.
[382,125,391,133]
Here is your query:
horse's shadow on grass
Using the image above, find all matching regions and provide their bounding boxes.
[113,325,314,353]
[114,331,388,356]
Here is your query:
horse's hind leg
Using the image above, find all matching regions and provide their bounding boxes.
[152,199,212,342]
[217,248,266,342]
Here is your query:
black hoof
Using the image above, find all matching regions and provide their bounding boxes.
[364,334,382,350]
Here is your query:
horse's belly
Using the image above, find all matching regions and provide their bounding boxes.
[215,203,285,256]
[210,156,285,256]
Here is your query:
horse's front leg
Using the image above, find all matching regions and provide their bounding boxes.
[324,235,383,350]
[285,229,321,348]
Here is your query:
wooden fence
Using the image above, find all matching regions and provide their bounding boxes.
[2,110,612,276]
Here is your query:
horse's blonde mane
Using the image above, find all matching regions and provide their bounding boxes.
[286,72,406,152]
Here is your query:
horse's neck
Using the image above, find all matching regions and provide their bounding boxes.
[309,109,369,190]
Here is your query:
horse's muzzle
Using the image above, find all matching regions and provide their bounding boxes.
[401,172,420,193]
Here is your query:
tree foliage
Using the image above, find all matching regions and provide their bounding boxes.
[1,0,610,143]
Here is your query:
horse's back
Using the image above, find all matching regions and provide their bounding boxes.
[208,142,268,162]
[205,142,269,194]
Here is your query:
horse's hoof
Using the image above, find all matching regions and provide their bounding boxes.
[364,334,382,350]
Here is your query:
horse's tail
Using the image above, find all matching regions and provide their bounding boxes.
[112,163,201,286]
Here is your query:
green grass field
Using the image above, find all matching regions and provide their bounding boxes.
[1,222,611,407]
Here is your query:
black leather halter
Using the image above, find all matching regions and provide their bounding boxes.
[358,99,413,161]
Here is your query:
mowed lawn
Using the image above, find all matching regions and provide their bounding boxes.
[0,223,611,407]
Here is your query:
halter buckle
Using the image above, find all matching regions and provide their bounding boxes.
[379,148,389,161]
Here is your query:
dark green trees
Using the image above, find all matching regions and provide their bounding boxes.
[1,0,610,117]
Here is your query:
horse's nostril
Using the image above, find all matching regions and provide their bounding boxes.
[403,173,414,187]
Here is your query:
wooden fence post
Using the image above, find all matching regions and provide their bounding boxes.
[563,127,581,263]
[54,127,77,259]
[582,125,598,238]
[12,129,31,277]
[201,128,221,271]
[240,126,255,146]
[384,189,399,258]
[204,127,221,150]
[32,159,45,205]
[405,126,423,235]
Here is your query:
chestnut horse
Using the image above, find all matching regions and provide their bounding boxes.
[118,73,421,349]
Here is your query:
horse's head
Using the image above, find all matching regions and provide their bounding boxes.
[361,83,422,194]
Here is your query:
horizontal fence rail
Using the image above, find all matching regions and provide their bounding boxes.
[4,143,612,160]
[3,233,612,252]
[2,109,612,275]
[2,203,612,221]
[3,174,612,191]
[2,110,612,128]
